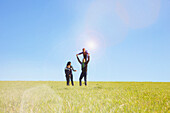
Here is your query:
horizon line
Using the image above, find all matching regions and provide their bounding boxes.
[0,81,169,83]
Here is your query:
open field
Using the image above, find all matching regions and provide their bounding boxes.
[0,81,169,113]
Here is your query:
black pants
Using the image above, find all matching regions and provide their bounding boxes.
[79,71,87,86]
[66,74,74,86]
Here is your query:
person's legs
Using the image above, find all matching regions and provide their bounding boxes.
[79,72,84,86]
[84,72,87,86]
[66,75,70,86]
[71,74,74,86]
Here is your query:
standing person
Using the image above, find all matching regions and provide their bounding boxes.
[76,53,90,86]
[64,61,77,86]
[76,48,89,61]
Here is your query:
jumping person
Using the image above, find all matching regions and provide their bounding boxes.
[76,53,90,86]
[64,61,77,86]
[76,48,89,61]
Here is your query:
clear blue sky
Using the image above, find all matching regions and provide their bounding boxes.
[0,0,170,81]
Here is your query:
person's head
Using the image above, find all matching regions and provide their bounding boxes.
[67,61,71,67]
[82,48,86,53]
[82,58,86,63]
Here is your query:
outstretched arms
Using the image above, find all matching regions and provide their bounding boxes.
[76,52,83,56]
[76,54,82,64]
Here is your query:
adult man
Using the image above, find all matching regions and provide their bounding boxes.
[76,53,90,86]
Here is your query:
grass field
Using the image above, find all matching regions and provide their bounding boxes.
[0,81,169,113]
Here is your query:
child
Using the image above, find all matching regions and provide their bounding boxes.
[77,48,89,61]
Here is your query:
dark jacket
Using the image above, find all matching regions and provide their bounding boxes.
[77,56,90,72]
[65,66,75,76]
[78,51,88,59]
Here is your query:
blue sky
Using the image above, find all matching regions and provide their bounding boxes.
[0,0,170,81]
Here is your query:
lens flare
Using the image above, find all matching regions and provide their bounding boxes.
[85,40,97,51]
[76,30,105,52]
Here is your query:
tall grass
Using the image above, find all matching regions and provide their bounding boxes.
[0,81,169,112]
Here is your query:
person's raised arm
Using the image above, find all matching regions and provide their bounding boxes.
[76,54,82,64]
[87,53,90,64]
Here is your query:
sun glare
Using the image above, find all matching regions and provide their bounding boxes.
[86,40,97,51]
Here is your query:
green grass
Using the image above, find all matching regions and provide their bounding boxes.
[0,81,169,113]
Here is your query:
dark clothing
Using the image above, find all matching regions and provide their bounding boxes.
[77,56,90,86]
[77,56,90,72]
[65,67,71,76]
[64,66,75,86]
[79,71,87,86]
[78,51,88,60]
[66,74,74,86]
[65,66,75,75]
[70,66,76,74]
